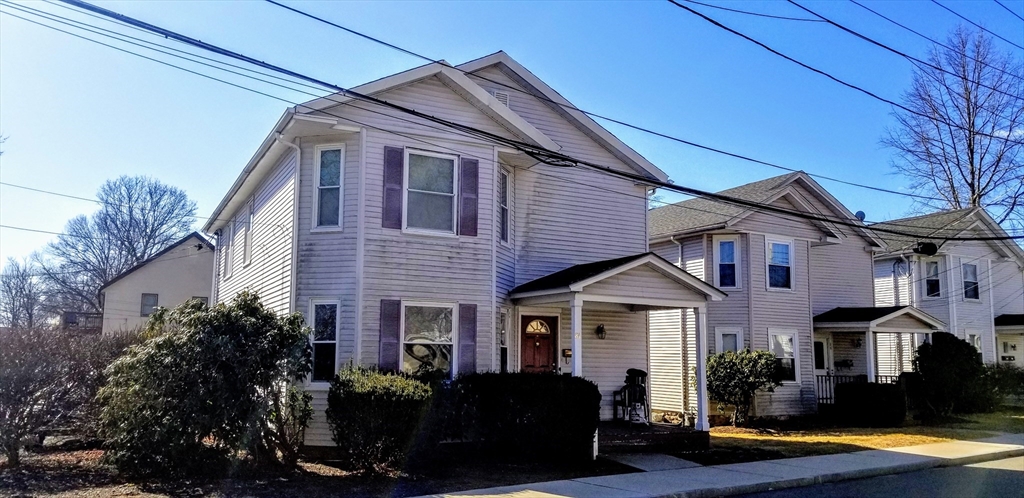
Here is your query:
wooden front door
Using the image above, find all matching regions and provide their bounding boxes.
[520,315,557,374]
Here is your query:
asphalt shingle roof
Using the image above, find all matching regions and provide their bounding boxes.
[509,253,651,294]
[813,306,910,323]
[868,208,977,253]
[996,314,1024,327]
[649,173,800,238]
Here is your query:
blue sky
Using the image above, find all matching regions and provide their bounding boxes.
[1,0,1022,262]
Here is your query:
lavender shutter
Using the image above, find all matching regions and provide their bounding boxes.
[458,304,477,374]
[382,146,404,229]
[458,158,479,236]
[379,299,401,371]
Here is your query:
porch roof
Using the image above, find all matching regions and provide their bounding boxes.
[814,306,944,333]
[996,314,1024,327]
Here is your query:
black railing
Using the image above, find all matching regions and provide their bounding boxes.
[815,374,866,404]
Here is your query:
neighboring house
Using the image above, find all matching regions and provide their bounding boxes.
[59,311,102,335]
[871,208,1024,370]
[97,232,214,335]
[202,51,725,447]
[648,172,942,418]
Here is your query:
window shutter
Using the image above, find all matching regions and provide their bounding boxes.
[458,303,477,374]
[459,158,479,236]
[379,299,401,371]
[382,146,404,229]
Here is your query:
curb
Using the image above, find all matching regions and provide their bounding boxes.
[659,446,1024,498]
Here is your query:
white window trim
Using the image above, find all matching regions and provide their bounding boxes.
[312,144,346,232]
[768,328,799,384]
[140,293,159,317]
[307,298,341,388]
[715,327,743,354]
[922,258,943,300]
[402,149,459,237]
[712,235,741,289]
[961,261,981,301]
[223,220,234,279]
[765,237,794,291]
[243,198,254,267]
[497,167,511,246]
[400,301,459,376]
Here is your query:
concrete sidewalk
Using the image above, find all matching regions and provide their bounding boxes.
[420,434,1024,498]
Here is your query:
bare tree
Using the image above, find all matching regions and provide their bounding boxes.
[37,176,197,313]
[0,257,47,329]
[884,26,1024,229]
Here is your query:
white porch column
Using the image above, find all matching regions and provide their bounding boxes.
[570,293,583,376]
[865,328,876,382]
[694,306,709,431]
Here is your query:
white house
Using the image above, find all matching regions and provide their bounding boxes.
[97,232,214,335]
[202,51,725,447]
[871,208,1024,370]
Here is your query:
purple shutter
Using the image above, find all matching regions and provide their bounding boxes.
[458,304,477,374]
[459,158,479,236]
[382,146,404,229]
[379,299,401,371]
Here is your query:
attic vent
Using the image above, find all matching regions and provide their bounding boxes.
[490,90,510,107]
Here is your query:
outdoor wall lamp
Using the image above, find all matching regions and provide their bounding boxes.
[595,324,607,340]
[851,338,863,348]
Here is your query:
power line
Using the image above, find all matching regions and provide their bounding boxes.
[930,0,1024,51]
[994,0,1024,22]
[677,0,823,22]
[668,0,1024,145]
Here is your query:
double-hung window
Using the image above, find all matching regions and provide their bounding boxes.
[715,327,743,353]
[402,303,455,377]
[962,263,980,300]
[769,329,797,382]
[223,221,233,279]
[314,145,344,229]
[714,236,740,288]
[310,300,339,382]
[140,293,159,317]
[925,260,941,297]
[243,199,253,265]
[498,169,510,243]
[405,151,457,233]
[767,239,792,289]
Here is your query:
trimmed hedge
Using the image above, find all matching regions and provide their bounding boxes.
[835,382,906,427]
[325,368,432,472]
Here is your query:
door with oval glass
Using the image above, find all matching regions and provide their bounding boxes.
[520,315,557,373]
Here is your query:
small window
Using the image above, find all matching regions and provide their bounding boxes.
[311,301,338,382]
[315,145,344,228]
[962,263,979,300]
[925,261,941,297]
[243,199,253,265]
[714,236,740,288]
[223,221,233,278]
[498,169,510,243]
[715,327,742,353]
[498,308,509,373]
[140,293,159,317]
[770,330,797,382]
[405,151,457,233]
[192,296,209,306]
[403,304,455,377]
[767,240,792,289]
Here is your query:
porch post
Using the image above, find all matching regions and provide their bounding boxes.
[570,293,583,376]
[694,306,709,431]
[865,328,876,382]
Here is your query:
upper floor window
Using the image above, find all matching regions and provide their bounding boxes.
[223,222,233,279]
[311,300,339,382]
[962,263,980,300]
[498,169,510,243]
[713,236,740,288]
[314,145,344,229]
[402,303,454,377]
[405,151,457,233]
[140,293,159,317]
[925,260,941,297]
[766,239,792,289]
[243,199,254,265]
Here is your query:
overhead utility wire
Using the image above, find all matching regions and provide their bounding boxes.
[263,0,947,203]
[667,0,1024,145]
[789,0,1024,103]
[849,0,1024,83]
[930,0,1024,51]
[677,0,822,22]
[994,0,1024,22]
[30,1,1024,242]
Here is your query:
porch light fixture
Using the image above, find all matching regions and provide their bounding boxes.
[595,324,607,340]
[851,338,863,348]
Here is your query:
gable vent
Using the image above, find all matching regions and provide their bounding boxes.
[490,90,510,107]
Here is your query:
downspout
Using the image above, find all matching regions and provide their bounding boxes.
[210,230,222,303]
[670,235,683,267]
[275,134,300,314]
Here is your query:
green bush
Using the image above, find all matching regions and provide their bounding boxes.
[325,367,432,472]
[835,382,906,427]
[705,350,782,426]
[989,364,1024,400]
[913,332,997,417]
[98,291,312,475]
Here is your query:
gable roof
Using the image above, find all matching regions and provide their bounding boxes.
[649,172,884,247]
[814,306,944,330]
[97,232,213,295]
[871,208,1024,263]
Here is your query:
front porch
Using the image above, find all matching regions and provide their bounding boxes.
[812,306,943,404]
[996,314,1024,369]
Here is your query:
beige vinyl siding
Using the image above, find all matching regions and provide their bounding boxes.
[831,332,869,377]
[810,238,874,315]
[216,150,296,315]
[649,309,683,413]
[874,258,899,306]
[875,333,914,376]
[585,266,708,302]
[496,165,516,305]
[650,239,680,265]
[705,234,749,352]
[948,244,1001,362]
[992,260,1024,316]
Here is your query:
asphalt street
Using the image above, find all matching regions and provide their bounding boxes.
[737,456,1024,498]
